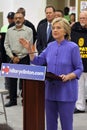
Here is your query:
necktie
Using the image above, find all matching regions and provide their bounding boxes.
[47,23,51,41]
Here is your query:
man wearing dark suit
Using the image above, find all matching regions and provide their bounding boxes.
[36,6,55,54]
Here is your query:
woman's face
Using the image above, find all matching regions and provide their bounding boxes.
[70,14,75,22]
[52,22,66,41]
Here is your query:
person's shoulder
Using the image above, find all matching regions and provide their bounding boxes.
[41,21,47,26]
[68,41,78,48]
[38,18,47,26]
[71,22,81,30]
[37,22,47,31]
[0,25,8,33]
[8,22,15,29]
[7,26,15,31]
[23,24,32,31]
[24,19,35,28]
[47,41,56,47]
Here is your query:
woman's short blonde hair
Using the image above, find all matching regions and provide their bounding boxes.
[51,18,71,40]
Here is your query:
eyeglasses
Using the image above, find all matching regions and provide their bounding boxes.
[79,17,87,20]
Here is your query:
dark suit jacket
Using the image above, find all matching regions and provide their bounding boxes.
[37,18,47,30]
[36,22,55,54]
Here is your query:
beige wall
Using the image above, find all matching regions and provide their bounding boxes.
[0,12,3,30]
[47,0,65,10]
[47,0,75,11]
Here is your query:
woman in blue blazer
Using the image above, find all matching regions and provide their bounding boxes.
[19,18,83,130]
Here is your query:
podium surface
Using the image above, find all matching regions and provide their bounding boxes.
[23,79,45,130]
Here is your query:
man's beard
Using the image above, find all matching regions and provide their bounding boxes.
[80,23,85,27]
[15,21,22,27]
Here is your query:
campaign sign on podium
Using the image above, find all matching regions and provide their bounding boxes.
[1,63,46,81]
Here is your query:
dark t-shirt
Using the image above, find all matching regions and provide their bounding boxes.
[71,22,87,72]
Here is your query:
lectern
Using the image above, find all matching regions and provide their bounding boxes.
[1,63,62,130]
[23,79,45,130]
[1,63,46,130]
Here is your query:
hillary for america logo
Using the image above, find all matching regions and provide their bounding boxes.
[2,66,10,74]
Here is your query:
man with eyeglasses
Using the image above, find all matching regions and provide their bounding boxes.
[71,11,87,113]
[4,12,33,107]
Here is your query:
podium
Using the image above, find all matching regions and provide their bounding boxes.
[23,79,45,130]
[1,63,62,130]
[1,63,46,130]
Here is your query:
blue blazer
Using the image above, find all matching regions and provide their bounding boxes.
[32,40,83,102]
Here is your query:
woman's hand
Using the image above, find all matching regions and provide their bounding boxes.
[19,38,31,51]
[60,74,70,82]
[60,73,76,82]
[19,38,35,61]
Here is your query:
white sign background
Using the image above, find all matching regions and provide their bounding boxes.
[80,1,87,11]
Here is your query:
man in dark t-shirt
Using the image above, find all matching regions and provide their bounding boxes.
[71,11,87,113]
